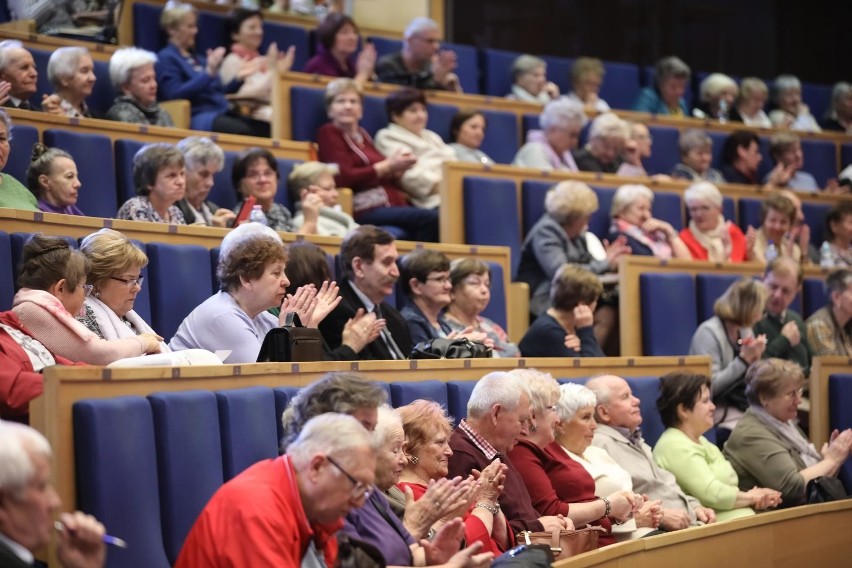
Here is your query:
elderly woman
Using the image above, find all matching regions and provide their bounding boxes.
[821,82,852,134]
[823,202,852,267]
[608,184,691,259]
[652,372,782,521]
[519,264,605,358]
[26,143,83,216]
[806,269,852,356]
[508,369,640,547]
[671,129,726,183]
[517,181,629,317]
[512,98,587,171]
[693,73,738,121]
[12,234,161,366]
[444,258,519,358]
[231,147,319,233]
[375,88,456,210]
[565,57,610,112]
[343,404,494,568]
[573,112,629,174]
[448,110,493,165]
[769,75,821,132]
[316,78,438,242]
[725,359,852,507]
[731,77,772,128]
[0,112,36,213]
[156,2,268,136]
[689,278,768,436]
[763,133,819,192]
[616,122,657,178]
[41,46,95,118]
[556,383,662,541]
[77,228,168,352]
[174,136,235,227]
[287,161,358,236]
[632,56,691,116]
[106,47,174,127]
[679,182,749,262]
[506,55,559,104]
[116,143,186,224]
[305,12,376,85]
[749,193,804,265]
[397,400,512,555]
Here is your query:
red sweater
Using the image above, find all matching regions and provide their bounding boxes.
[679,224,748,262]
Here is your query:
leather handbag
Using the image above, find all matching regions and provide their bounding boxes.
[409,337,493,359]
[256,313,324,362]
[516,526,606,561]
[807,476,849,504]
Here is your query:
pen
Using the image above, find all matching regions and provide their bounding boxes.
[54,521,128,549]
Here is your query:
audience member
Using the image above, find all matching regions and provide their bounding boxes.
[0,40,38,110]
[692,73,738,121]
[375,88,455,210]
[720,130,767,185]
[806,268,852,356]
[763,133,820,192]
[670,129,725,184]
[820,82,852,134]
[287,161,358,236]
[652,373,781,520]
[375,18,460,92]
[8,0,98,35]
[116,143,187,224]
[776,188,819,263]
[41,47,95,118]
[769,75,821,132]
[679,182,749,261]
[823,202,852,267]
[616,122,667,178]
[305,13,376,85]
[565,57,610,112]
[724,359,852,507]
[573,113,629,174]
[730,77,772,128]
[749,193,805,265]
[106,47,174,127]
[316,79,438,242]
[632,56,690,116]
[26,143,84,216]
[608,184,690,259]
[449,109,494,165]
[512,98,587,171]
[506,55,559,104]
[174,136,236,227]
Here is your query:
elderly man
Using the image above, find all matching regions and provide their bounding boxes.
[176,413,377,567]
[586,375,717,531]
[0,41,38,110]
[374,17,460,92]
[0,421,105,568]
[754,258,812,376]
[447,371,570,534]
[319,225,413,360]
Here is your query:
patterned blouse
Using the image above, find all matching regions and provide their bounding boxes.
[76,304,142,337]
[233,201,295,232]
[116,196,186,224]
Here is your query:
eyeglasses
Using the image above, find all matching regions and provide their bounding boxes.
[545,405,558,412]
[109,276,144,288]
[783,387,805,400]
[425,275,451,285]
[245,169,276,180]
[463,277,490,289]
[327,455,373,502]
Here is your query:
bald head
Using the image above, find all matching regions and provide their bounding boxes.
[586,375,642,432]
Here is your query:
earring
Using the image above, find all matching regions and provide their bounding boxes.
[530,422,538,433]
[93,289,100,298]
[409,455,419,464]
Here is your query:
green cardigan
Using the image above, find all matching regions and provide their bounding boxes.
[0,173,38,211]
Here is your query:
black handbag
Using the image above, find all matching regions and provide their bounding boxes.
[409,337,493,359]
[492,543,554,567]
[256,313,324,362]
[806,476,849,504]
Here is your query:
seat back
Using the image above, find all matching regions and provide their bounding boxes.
[801,82,832,124]
[389,380,449,408]
[481,261,508,330]
[443,42,479,94]
[802,278,827,319]
[43,129,117,219]
[802,202,832,247]
[652,191,684,232]
[145,243,213,340]
[540,55,574,95]
[462,177,521,275]
[114,139,146,206]
[130,241,153,324]
[479,109,519,164]
[828,374,852,491]
[520,180,550,238]
[640,273,697,355]
[426,101,457,142]
[446,381,476,427]
[644,125,681,175]
[263,22,310,71]
[0,232,14,310]
[7,125,39,184]
[695,274,740,322]
[588,186,615,240]
[624,376,666,447]
[216,387,279,480]
[480,48,520,97]
[800,138,838,188]
[133,3,168,52]
[600,61,640,111]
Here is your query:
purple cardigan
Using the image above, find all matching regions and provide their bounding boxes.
[304,48,356,78]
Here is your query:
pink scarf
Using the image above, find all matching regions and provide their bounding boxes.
[611,218,673,258]
[13,288,99,342]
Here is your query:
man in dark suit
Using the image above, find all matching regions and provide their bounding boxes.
[0,421,106,568]
[319,225,413,360]
[0,41,38,110]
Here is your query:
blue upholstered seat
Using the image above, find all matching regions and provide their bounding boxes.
[0,232,14,311]
[801,82,832,125]
[479,109,519,164]
[600,61,640,111]
[800,139,837,188]
[641,273,697,356]
[389,380,449,408]
[114,139,146,206]
[828,374,852,491]
[695,274,740,322]
[216,387,279,480]
[43,129,117,219]
[644,125,681,175]
[426,101,457,142]
[133,3,168,52]
[446,381,476,426]
[462,176,522,275]
[7,125,38,185]
[145,243,213,340]
[540,55,574,95]
[481,262,508,330]
[444,41,479,94]
[480,47,521,97]
[802,278,827,319]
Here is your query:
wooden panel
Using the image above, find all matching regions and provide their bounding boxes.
[0,28,118,60]
[810,356,852,449]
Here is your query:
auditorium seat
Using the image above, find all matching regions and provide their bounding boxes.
[145,243,213,340]
[462,176,521,274]
[148,390,225,565]
[195,11,227,55]
[520,180,550,237]
[480,262,508,330]
[600,61,640,112]
[625,377,666,446]
[426,101,458,142]
[43,129,118,219]
[368,36,404,60]
[7,124,39,185]
[480,47,520,97]
[802,278,827,319]
[443,42,479,94]
[263,21,311,72]
[540,55,574,96]
[800,138,838,188]
[290,85,386,141]
[273,386,301,445]
[841,144,852,171]
[802,202,832,250]
[828,374,852,491]
[133,2,168,52]
[210,247,221,294]
[737,197,762,232]
[9,233,77,283]
[640,273,697,356]
[446,381,476,426]
[650,191,684,231]
[130,241,153,324]
[642,66,694,112]
[695,273,739,322]
[479,109,520,164]
[800,82,832,125]
[0,232,14,310]
[114,138,145,206]
[389,380,449,408]
[216,387,280,480]
[73,396,171,568]
[644,125,681,175]
[588,186,615,240]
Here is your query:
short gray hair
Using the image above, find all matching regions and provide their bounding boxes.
[511,54,546,81]
[654,56,690,86]
[830,82,852,115]
[773,74,801,105]
[219,221,282,263]
[738,77,768,101]
[47,46,90,90]
[699,73,738,103]
[374,405,403,448]
[109,47,157,90]
[555,382,598,423]
[287,413,378,466]
[404,17,439,40]
[611,184,653,217]
[133,143,184,196]
[684,181,723,209]
[467,372,530,419]
[177,136,225,172]
[588,112,629,142]
[540,98,588,132]
[0,421,52,498]
[0,40,24,72]
[509,369,559,415]
[678,128,712,157]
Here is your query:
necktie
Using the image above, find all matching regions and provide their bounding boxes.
[18,100,31,110]
[373,305,405,360]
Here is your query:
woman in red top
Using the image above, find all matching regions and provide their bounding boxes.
[396,399,512,555]
[316,78,439,242]
[679,181,750,262]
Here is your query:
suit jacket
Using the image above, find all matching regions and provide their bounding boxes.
[318,279,412,360]
[0,537,41,567]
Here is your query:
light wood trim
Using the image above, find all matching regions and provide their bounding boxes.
[31,356,711,512]
[810,356,852,449]
[159,99,191,130]
[508,281,529,343]
[0,20,36,34]
[0,28,118,60]
[338,187,353,216]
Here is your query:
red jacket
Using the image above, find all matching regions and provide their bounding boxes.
[679,224,748,262]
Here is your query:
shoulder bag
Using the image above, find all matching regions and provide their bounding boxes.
[516,526,606,561]
[256,313,324,362]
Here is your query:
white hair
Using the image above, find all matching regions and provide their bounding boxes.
[540,98,588,132]
[684,181,723,209]
[773,74,801,98]
[678,128,712,157]
[555,383,598,423]
[404,17,439,40]
[467,372,530,419]
[511,54,546,80]
[0,421,52,498]
[0,40,24,72]
[177,136,225,172]
[47,46,91,90]
[109,47,157,90]
[219,222,283,262]
[611,184,654,217]
[374,404,404,448]
[287,413,377,466]
[699,73,738,103]
[588,112,629,142]
[509,368,559,415]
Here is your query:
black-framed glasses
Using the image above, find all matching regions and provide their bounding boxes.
[327,455,373,502]
[109,276,144,288]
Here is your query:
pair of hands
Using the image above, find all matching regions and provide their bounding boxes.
[447,325,495,349]
[341,307,385,353]
[431,50,463,92]
[234,42,297,81]
[739,334,767,364]
[563,304,594,352]
[277,280,341,328]
[659,505,716,530]
[140,332,164,354]
[423,519,494,567]
[745,486,783,510]
[823,428,852,465]
[604,235,631,270]
[402,475,478,539]
[606,490,645,524]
